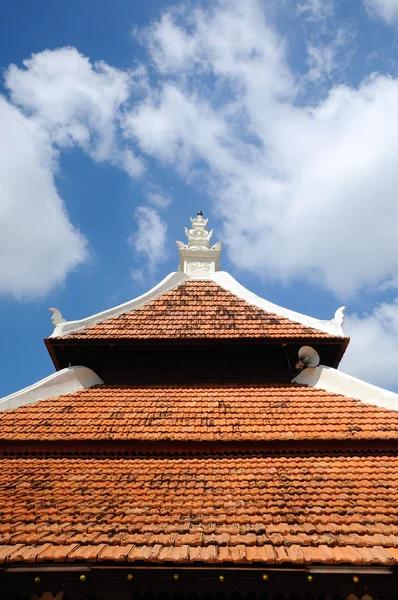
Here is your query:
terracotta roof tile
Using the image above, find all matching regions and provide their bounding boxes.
[0,544,23,564]
[36,544,79,562]
[1,383,397,442]
[7,543,52,563]
[1,454,398,565]
[67,544,107,562]
[60,281,339,340]
[98,544,134,562]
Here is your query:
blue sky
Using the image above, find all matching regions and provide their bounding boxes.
[2,0,398,396]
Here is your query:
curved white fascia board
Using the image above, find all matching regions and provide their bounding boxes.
[293,365,398,411]
[209,271,346,337]
[0,366,104,412]
[51,271,189,338]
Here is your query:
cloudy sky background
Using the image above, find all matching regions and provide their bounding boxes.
[2,0,398,394]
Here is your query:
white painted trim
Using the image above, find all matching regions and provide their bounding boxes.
[292,365,398,411]
[0,366,103,412]
[50,271,189,337]
[211,272,346,337]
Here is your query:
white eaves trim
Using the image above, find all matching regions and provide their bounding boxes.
[0,366,103,412]
[49,270,346,339]
[293,365,398,411]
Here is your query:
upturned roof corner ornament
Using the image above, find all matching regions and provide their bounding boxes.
[333,306,346,327]
[176,212,223,276]
[49,308,66,327]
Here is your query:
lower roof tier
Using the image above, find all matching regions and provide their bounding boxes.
[1,453,398,566]
[1,382,398,443]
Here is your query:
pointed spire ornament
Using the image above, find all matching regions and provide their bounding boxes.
[185,211,213,248]
[177,212,222,276]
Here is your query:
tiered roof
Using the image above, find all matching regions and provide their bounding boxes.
[1,213,398,576]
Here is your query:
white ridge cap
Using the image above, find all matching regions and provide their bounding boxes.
[210,271,346,337]
[0,366,103,412]
[293,365,398,411]
[50,271,189,338]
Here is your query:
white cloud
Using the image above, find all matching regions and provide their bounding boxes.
[0,47,146,298]
[306,28,352,81]
[341,299,398,390]
[121,148,145,178]
[141,1,294,97]
[365,0,398,23]
[5,47,144,172]
[123,0,398,299]
[297,0,334,21]
[146,185,171,209]
[124,84,238,176]
[129,206,168,281]
[0,97,87,298]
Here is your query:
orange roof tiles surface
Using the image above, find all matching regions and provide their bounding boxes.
[3,267,397,573]
[1,454,398,565]
[60,280,340,340]
[1,383,398,441]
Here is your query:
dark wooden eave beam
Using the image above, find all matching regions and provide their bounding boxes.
[44,336,350,372]
[1,438,398,456]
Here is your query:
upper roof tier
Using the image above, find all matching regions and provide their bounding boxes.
[48,213,347,342]
[55,279,344,341]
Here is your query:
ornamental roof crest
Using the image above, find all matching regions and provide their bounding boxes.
[177,212,222,276]
[185,211,212,248]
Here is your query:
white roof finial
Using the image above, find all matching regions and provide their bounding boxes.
[176,212,222,277]
[185,211,213,248]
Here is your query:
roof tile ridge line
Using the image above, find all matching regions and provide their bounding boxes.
[293,365,398,412]
[0,366,103,412]
[210,271,346,337]
[49,271,189,338]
